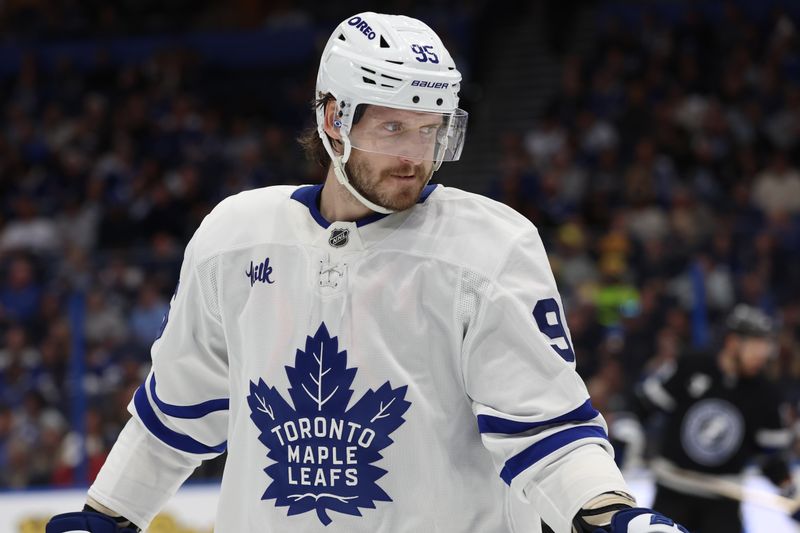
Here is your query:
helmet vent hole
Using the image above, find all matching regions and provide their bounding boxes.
[412,95,420,103]
[363,77,377,85]
[436,98,443,106]
[381,73,402,82]
[338,33,346,41]
[360,66,376,74]
[385,60,403,65]
[380,35,390,48]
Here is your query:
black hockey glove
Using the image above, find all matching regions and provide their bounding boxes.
[46,506,140,533]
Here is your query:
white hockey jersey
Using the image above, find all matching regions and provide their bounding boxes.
[89,184,628,532]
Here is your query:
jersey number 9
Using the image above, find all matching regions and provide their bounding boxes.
[532,298,575,362]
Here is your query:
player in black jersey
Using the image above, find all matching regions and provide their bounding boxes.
[635,304,794,533]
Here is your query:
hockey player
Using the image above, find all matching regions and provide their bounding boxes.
[636,304,793,532]
[48,13,688,533]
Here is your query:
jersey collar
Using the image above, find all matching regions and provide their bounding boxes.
[291,183,438,229]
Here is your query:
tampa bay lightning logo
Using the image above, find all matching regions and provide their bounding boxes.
[680,399,744,466]
[247,323,411,525]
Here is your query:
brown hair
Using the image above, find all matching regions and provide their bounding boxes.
[297,93,337,168]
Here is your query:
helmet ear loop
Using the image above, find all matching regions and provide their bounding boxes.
[332,132,352,187]
[340,129,353,164]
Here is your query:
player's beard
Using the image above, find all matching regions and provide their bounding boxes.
[345,150,433,212]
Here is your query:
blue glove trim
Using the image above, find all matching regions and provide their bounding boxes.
[609,508,690,533]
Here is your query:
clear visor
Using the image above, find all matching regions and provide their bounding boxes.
[347,104,468,162]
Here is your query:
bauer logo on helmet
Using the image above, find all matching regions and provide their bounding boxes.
[411,80,450,89]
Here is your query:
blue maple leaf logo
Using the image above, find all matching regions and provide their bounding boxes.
[247,323,411,525]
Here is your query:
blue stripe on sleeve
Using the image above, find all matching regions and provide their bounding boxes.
[499,425,608,485]
[134,384,227,454]
[477,399,599,434]
[149,374,229,419]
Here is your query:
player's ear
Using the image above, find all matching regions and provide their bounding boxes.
[322,99,343,142]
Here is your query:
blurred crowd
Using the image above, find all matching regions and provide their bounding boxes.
[490,2,800,435]
[0,1,482,489]
[0,10,324,489]
[0,0,800,490]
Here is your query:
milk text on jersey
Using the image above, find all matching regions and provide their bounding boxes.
[348,16,376,40]
[246,256,274,286]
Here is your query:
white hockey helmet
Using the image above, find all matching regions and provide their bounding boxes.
[316,12,468,213]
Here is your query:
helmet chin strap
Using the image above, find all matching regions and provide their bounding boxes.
[332,154,396,215]
[319,125,396,215]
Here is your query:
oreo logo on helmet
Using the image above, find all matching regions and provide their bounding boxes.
[680,399,744,466]
[348,16,376,40]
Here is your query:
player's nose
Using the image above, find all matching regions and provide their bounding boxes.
[397,154,424,166]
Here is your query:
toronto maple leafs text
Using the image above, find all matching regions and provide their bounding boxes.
[271,416,376,487]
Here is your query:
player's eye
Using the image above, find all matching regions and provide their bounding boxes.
[382,122,402,133]
[419,125,439,136]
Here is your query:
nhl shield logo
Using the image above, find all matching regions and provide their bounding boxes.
[328,228,349,248]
